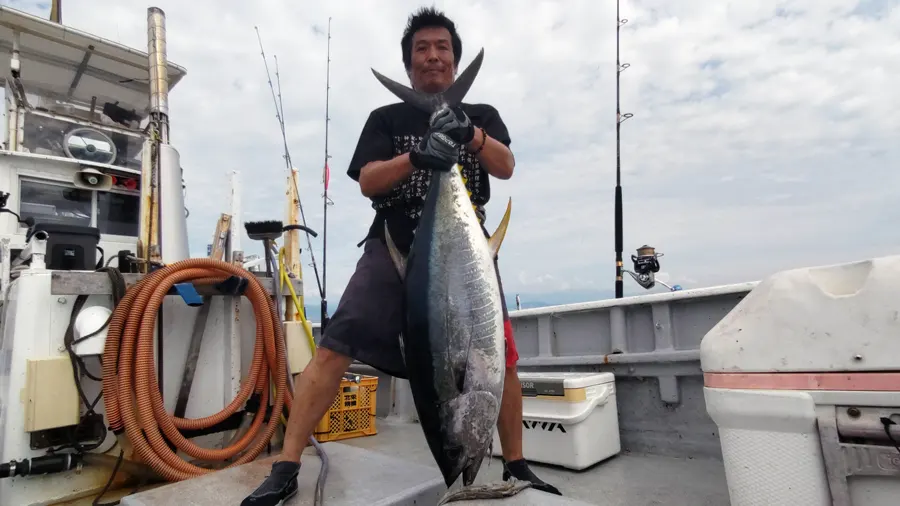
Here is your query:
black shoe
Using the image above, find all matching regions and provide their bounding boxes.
[241,461,301,506]
[502,458,562,496]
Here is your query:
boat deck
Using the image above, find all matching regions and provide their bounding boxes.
[339,418,731,506]
[122,417,731,505]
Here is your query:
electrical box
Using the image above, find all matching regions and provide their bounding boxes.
[284,321,313,374]
[24,356,81,432]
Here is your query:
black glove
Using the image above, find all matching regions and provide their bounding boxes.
[409,130,459,172]
[429,105,475,144]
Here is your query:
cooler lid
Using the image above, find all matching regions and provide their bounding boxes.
[701,255,900,374]
[517,372,614,396]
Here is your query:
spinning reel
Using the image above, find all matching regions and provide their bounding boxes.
[624,245,681,292]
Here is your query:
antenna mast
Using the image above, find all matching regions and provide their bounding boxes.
[614,0,633,298]
[321,17,334,329]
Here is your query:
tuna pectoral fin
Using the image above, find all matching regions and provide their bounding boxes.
[487,198,512,258]
[383,222,407,280]
[437,478,533,505]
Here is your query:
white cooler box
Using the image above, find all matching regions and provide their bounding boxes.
[491,371,621,470]
[702,255,900,506]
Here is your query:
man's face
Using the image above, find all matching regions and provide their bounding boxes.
[408,26,456,93]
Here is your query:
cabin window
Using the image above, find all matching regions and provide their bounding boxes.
[18,177,140,237]
[19,179,92,227]
[97,191,140,236]
[21,112,145,172]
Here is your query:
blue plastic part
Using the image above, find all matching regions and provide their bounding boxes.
[174,283,204,307]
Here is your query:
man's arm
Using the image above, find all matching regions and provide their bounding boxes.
[466,127,514,180]
[357,126,462,198]
[358,154,415,198]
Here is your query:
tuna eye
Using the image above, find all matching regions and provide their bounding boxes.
[445,446,462,461]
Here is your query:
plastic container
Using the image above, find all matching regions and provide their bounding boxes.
[491,371,620,470]
[314,374,378,443]
[702,255,900,506]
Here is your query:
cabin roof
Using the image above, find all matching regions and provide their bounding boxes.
[0,6,186,119]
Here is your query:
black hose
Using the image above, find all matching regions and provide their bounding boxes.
[267,252,328,505]
[0,454,82,479]
[309,436,329,506]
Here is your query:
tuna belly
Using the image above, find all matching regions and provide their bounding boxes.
[427,264,506,487]
[431,241,505,397]
[401,269,506,487]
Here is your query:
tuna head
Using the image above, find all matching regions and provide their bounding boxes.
[435,390,501,488]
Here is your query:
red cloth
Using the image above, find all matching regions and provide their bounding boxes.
[504,318,519,368]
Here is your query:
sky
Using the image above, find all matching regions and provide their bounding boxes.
[3,0,900,305]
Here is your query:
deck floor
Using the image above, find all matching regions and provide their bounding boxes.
[338,418,731,506]
[119,441,447,506]
[118,417,731,506]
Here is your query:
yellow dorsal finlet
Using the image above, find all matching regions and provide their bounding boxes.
[487,198,511,258]
[459,171,512,258]
[460,173,478,213]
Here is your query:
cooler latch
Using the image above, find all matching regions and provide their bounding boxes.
[817,406,900,506]
[836,406,900,442]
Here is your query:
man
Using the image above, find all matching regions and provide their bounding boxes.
[242,7,561,505]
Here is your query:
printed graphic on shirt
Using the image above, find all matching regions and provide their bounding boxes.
[372,134,487,224]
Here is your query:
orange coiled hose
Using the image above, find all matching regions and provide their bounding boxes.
[101,258,295,482]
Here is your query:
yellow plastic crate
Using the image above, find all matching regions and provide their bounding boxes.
[313,374,378,442]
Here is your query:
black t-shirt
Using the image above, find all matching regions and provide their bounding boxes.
[347,101,511,253]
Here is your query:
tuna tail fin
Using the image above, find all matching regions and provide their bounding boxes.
[371,48,485,114]
[487,198,512,258]
[384,222,407,281]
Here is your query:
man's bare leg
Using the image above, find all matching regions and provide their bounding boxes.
[280,347,353,461]
[495,364,562,495]
[242,347,351,506]
[496,364,524,461]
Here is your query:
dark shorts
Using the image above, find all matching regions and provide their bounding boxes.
[318,238,519,379]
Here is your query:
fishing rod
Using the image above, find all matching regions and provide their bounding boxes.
[320,17,334,330]
[254,27,326,309]
[611,5,680,296]
[614,0,633,299]
[254,30,330,505]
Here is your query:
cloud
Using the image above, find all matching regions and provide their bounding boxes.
[4,0,900,305]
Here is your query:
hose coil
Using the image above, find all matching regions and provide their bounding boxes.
[101,258,294,481]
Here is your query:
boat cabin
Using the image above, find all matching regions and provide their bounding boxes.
[0,6,185,274]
